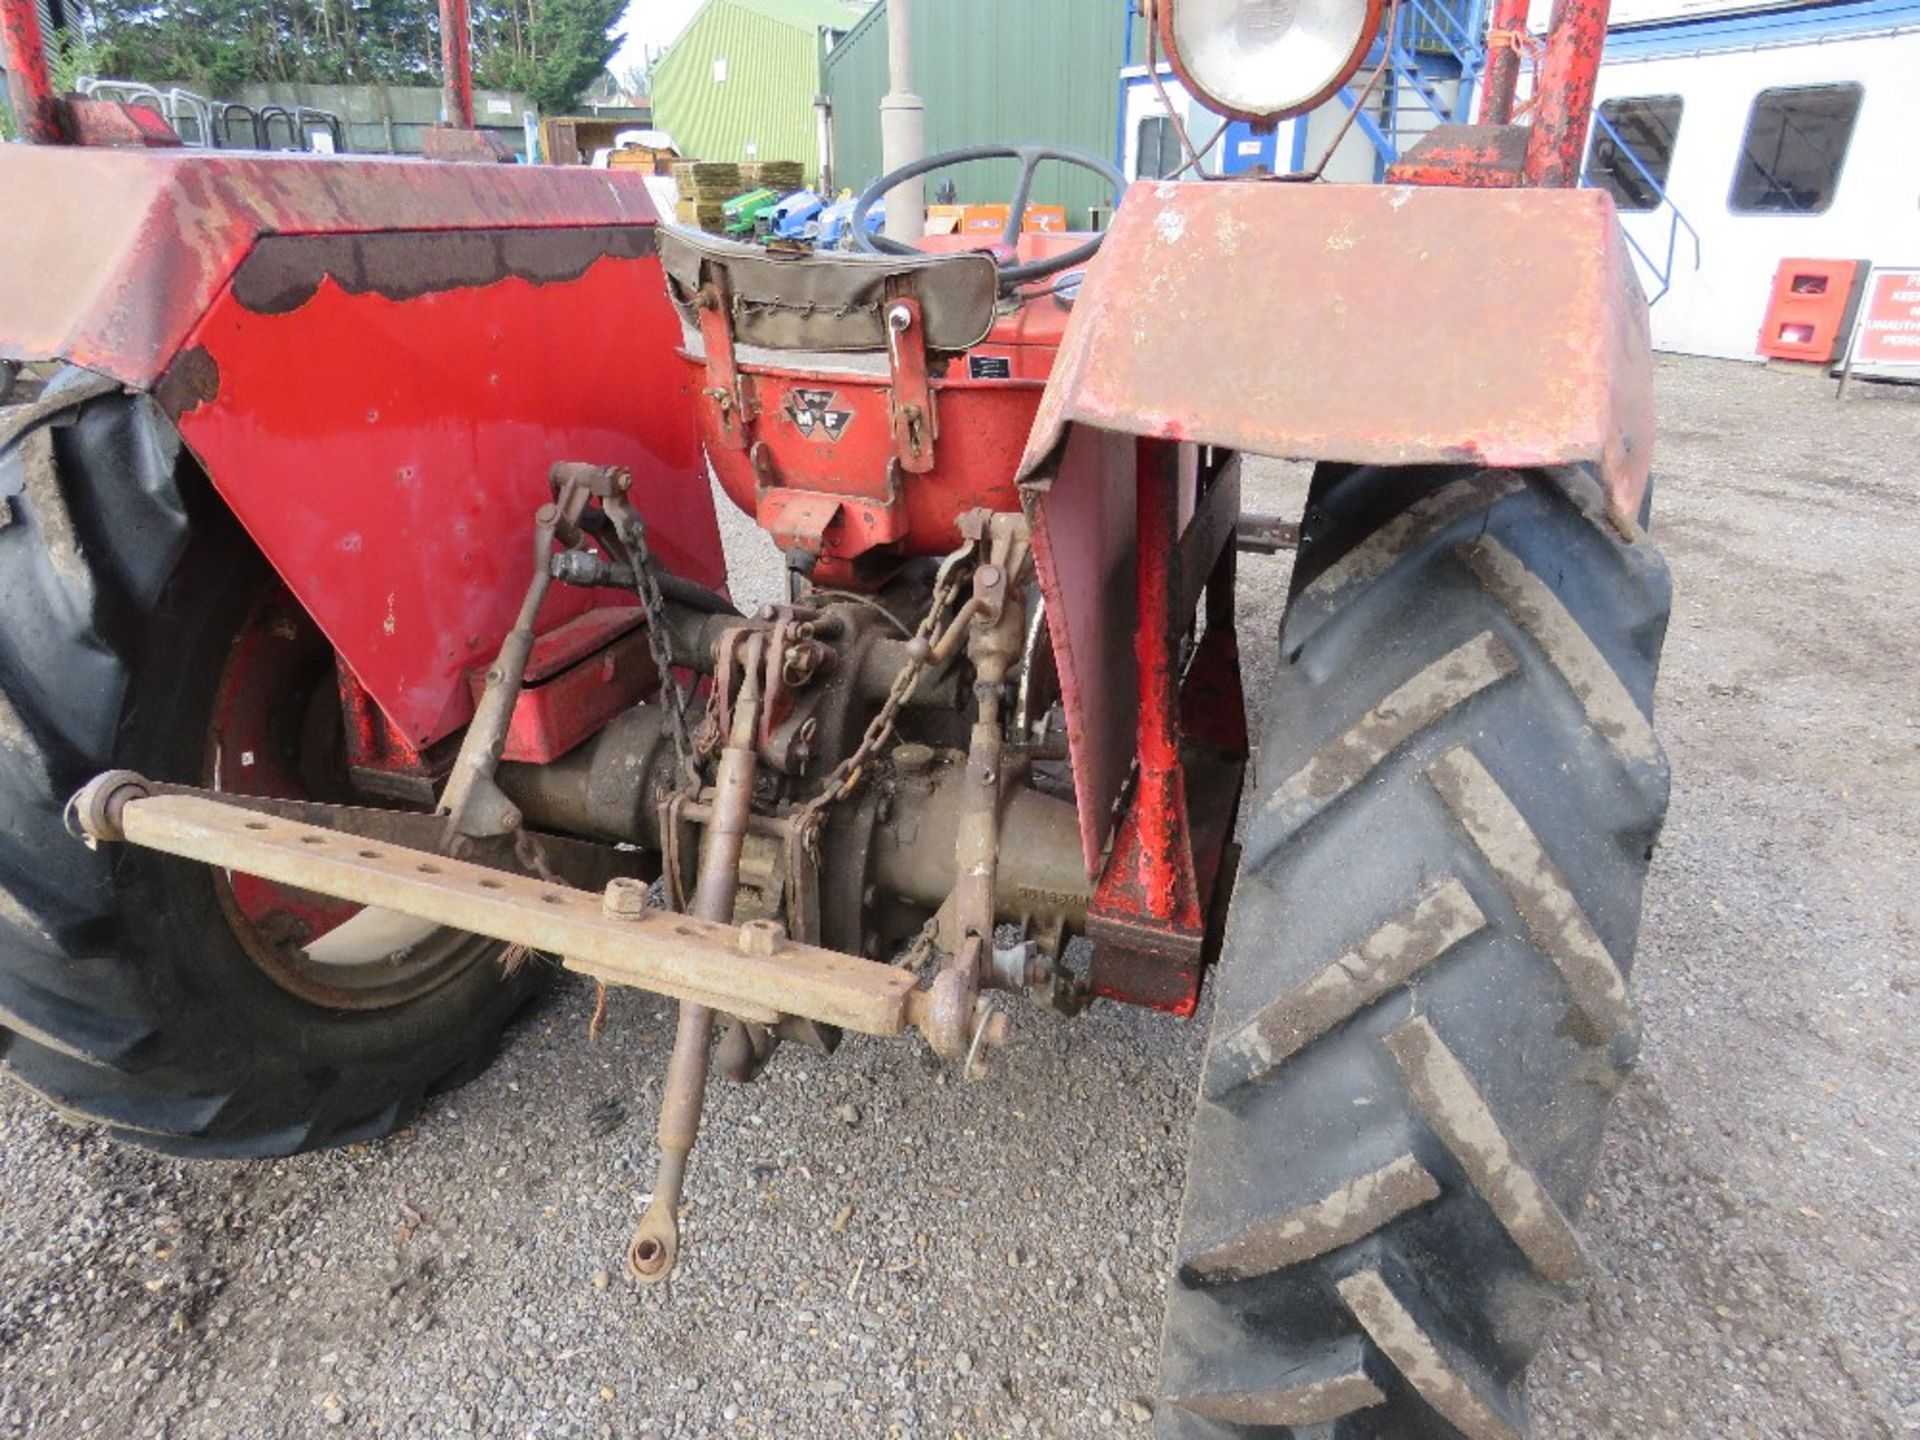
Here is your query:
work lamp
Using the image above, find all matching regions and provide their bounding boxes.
[1156,0,1386,123]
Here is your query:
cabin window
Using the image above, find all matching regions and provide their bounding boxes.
[1587,96,1683,211]
[1137,115,1180,180]
[1729,83,1863,215]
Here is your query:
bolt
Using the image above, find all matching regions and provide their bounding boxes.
[892,742,934,775]
[603,877,651,920]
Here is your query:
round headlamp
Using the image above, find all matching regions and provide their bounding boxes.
[1156,0,1386,124]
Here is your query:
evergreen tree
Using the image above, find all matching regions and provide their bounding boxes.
[55,0,620,109]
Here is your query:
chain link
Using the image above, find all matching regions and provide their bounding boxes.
[792,539,974,845]
[611,504,703,795]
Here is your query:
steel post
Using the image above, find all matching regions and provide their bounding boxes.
[878,0,925,243]
[1524,0,1610,187]
[1,0,65,144]
[439,0,475,129]
[1477,0,1531,126]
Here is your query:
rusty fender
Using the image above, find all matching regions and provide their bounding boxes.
[1019,180,1653,524]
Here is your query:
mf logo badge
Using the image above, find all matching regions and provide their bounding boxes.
[787,388,853,443]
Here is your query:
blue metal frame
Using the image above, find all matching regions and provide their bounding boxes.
[1330,0,1489,175]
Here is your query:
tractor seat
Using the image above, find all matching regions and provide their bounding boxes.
[657,225,999,357]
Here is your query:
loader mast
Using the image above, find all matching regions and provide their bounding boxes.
[1,0,62,144]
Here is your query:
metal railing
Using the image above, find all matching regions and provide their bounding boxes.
[77,77,345,153]
[1336,0,1488,174]
[1581,109,1702,306]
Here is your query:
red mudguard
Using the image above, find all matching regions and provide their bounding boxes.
[0,147,723,749]
[1020,179,1653,880]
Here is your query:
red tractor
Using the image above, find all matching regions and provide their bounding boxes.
[0,1,1666,1433]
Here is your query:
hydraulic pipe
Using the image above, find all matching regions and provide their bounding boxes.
[439,0,475,129]
[878,0,925,242]
[1476,0,1531,126]
[1524,0,1610,187]
[1,0,65,145]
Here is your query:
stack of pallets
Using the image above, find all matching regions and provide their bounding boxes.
[742,160,804,194]
[671,161,741,232]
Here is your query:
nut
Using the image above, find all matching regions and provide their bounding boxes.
[891,742,935,775]
[737,919,787,957]
[602,877,651,920]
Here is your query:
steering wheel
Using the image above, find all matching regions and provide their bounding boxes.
[851,143,1127,287]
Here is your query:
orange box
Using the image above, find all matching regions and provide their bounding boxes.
[960,203,1011,234]
[1757,257,1865,362]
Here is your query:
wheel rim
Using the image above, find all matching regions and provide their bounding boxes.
[203,584,493,1009]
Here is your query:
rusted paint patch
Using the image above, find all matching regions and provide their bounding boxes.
[1020,181,1654,514]
[1386,123,1529,187]
[231,226,658,315]
[154,345,220,420]
[0,147,667,386]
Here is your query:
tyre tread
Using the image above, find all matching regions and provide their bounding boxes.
[1158,464,1670,1438]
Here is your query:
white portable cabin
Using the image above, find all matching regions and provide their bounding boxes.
[1113,0,1920,362]
[1577,0,1920,359]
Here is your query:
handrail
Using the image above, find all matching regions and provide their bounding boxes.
[1401,0,1485,62]
[1332,0,1490,170]
[1583,109,1702,305]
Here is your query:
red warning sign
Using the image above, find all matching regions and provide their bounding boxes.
[1851,268,1920,368]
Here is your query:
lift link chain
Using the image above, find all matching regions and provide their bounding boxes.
[791,537,975,848]
[603,489,703,796]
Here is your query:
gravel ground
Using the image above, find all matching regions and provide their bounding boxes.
[2,355,1916,1439]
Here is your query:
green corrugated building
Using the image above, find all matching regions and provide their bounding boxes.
[652,0,871,184]
[823,0,1133,228]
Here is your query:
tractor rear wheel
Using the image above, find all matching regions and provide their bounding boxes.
[1158,464,1670,1438]
[0,376,540,1157]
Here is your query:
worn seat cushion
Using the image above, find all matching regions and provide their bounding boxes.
[658,225,999,356]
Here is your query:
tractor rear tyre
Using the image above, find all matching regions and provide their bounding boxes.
[1159,464,1670,1438]
[0,376,540,1157]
